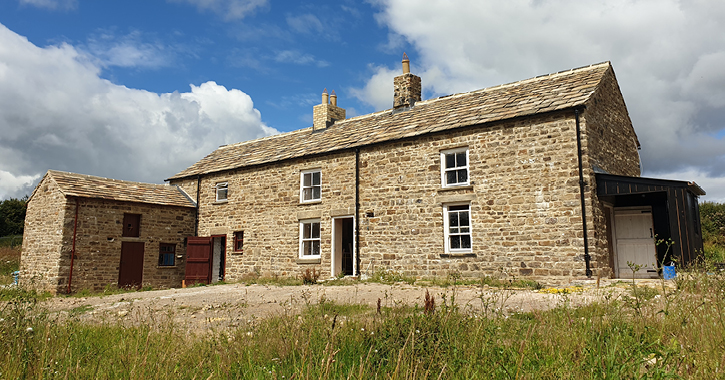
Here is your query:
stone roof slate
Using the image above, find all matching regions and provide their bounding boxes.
[46,170,196,208]
[168,62,613,180]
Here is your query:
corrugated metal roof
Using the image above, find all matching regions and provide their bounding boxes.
[46,170,196,208]
[168,62,613,180]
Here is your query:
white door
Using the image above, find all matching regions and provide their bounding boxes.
[614,208,658,279]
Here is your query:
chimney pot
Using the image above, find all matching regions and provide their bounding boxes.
[402,52,410,74]
[322,88,329,105]
[330,90,337,106]
[393,53,421,110]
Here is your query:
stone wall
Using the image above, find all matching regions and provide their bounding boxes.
[61,198,195,292]
[582,67,642,278]
[20,175,69,293]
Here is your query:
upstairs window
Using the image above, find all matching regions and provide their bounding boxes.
[234,231,244,252]
[215,182,228,202]
[300,219,321,258]
[122,213,141,237]
[300,170,321,202]
[441,148,469,187]
[444,204,472,253]
[158,243,176,266]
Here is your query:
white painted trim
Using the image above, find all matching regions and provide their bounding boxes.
[442,202,472,254]
[440,147,470,188]
[331,215,356,277]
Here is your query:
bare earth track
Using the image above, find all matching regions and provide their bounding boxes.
[39,279,658,333]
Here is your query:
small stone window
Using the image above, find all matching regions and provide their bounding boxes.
[215,182,228,202]
[299,219,321,258]
[300,170,321,202]
[122,213,141,237]
[234,231,244,252]
[440,147,469,187]
[158,243,176,266]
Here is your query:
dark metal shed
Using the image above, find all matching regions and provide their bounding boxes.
[596,174,706,270]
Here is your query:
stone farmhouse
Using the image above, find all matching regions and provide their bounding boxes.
[22,58,705,293]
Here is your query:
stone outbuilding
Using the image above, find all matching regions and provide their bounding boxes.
[167,59,705,284]
[21,170,196,294]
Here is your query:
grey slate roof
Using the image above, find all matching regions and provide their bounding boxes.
[168,62,613,180]
[45,170,196,208]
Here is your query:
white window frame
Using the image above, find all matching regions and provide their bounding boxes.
[299,219,322,258]
[300,169,321,203]
[443,203,472,253]
[440,147,470,187]
[215,182,228,202]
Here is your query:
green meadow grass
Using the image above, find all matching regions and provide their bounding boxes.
[3,265,725,379]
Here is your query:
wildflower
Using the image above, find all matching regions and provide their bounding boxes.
[26,327,33,332]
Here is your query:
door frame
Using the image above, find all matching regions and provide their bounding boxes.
[331,216,356,277]
[613,206,656,279]
[119,241,144,289]
[211,234,226,283]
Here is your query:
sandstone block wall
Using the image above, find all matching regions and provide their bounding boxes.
[20,176,69,293]
[61,199,195,292]
[581,67,642,278]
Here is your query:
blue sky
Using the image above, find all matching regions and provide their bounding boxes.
[1,0,724,202]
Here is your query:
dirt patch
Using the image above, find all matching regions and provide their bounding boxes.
[39,279,666,333]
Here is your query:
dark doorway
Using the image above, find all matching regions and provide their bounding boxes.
[333,217,355,277]
[211,236,226,283]
[119,241,144,288]
[184,237,212,285]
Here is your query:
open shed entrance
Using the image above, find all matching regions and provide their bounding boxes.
[597,174,705,279]
[211,235,226,283]
[332,216,355,277]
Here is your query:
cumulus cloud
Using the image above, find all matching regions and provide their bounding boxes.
[19,0,77,11]
[363,0,725,201]
[168,0,267,21]
[0,23,276,199]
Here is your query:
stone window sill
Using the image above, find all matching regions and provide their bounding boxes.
[440,253,476,258]
[157,266,178,269]
[231,250,243,255]
[438,185,474,192]
[296,257,321,264]
[213,200,228,205]
[299,200,322,206]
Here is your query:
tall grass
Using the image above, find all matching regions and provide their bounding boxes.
[2,268,725,379]
[0,246,20,285]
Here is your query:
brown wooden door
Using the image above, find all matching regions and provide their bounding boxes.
[185,237,213,285]
[119,241,144,288]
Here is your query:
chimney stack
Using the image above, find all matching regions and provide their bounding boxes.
[393,52,421,110]
[313,88,346,131]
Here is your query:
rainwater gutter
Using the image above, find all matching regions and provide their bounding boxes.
[355,148,360,277]
[575,108,592,278]
[67,198,79,294]
[195,174,201,236]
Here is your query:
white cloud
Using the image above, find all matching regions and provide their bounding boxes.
[169,0,267,21]
[19,0,77,11]
[83,30,171,69]
[0,171,40,200]
[286,13,325,35]
[646,169,725,203]
[364,0,725,193]
[0,23,276,199]
[274,50,328,67]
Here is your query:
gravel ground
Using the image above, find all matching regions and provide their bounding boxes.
[37,278,668,333]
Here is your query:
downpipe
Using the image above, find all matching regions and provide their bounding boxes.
[67,198,79,293]
[575,108,592,278]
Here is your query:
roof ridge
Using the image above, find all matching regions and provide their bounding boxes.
[48,169,172,189]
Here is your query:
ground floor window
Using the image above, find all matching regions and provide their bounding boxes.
[158,243,176,266]
[444,203,472,253]
[300,219,321,258]
[234,231,244,252]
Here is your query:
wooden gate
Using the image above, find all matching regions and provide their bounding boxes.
[119,241,144,288]
[614,208,658,278]
[184,237,212,286]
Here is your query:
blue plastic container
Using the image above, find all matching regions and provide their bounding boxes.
[663,265,676,280]
[12,271,19,285]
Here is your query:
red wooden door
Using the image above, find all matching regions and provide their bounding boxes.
[185,237,212,285]
[119,241,144,288]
